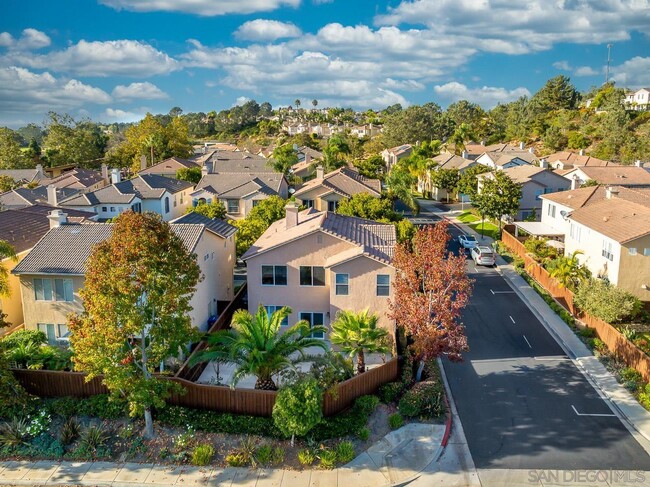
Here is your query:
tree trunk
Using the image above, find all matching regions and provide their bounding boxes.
[357,350,366,375]
[144,408,154,439]
[415,360,425,382]
[255,377,277,390]
[150,145,154,166]
[291,433,295,448]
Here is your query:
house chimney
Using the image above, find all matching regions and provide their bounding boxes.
[47,209,67,229]
[529,147,535,154]
[305,154,311,166]
[201,165,209,178]
[606,186,619,199]
[140,155,147,171]
[461,150,469,159]
[285,202,299,229]
[635,159,643,167]
[101,163,108,182]
[480,140,486,146]
[110,168,121,184]
[571,174,579,190]
[36,163,44,179]
[46,184,58,207]
[519,141,525,150]
[540,158,548,169]
[316,165,324,179]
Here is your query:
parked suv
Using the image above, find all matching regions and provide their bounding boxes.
[458,234,478,250]
[471,246,496,266]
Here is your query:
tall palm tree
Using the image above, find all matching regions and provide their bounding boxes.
[0,240,17,298]
[191,305,327,390]
[547,250,591,291]
[330,309,391,374]
[312,99,318,109]
[294,99,301,109]
[448,123,475,155]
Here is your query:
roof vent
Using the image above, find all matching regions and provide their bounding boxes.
[603,216,609,222]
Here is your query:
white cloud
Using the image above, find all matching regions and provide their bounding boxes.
[0,66,111,116]
[235,20,302,42]
[574,66,600,77]
[0,28,51,50]
[99,0,300,16]
[381,78,425,91]
[112,82,169,100]
[4,39,179,77]
[433,82,530,108]
[553,60,572,71]
[233,96,252,106]
[103,108,144,122]
[611,56,650,87]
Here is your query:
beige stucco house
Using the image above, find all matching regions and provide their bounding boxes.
[242,204,397,338]
[12,211,237,343]
[294,167,382,212]
[381,144,412,170]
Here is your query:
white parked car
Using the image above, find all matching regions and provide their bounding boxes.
[458,234,478,249]
[471,246,496,266]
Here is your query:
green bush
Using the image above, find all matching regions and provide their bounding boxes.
[319,448,337,469]
[388,413,404,430]
[621,367,643,384]
[357,427,370,441]
[256,445,273,465]
[355,395,379,415]
[60,417,80,446]
[272,378,323,442]
[0,417,28,448]
[0,330,46,349]
[590,338,607,354]
[78,426,109,456]
[191,444,215,466]
[45,397,79,418]
[574,278,642,324]
[270,446,285,465]
[80,395,129,419]
[311,395,379,441]
[335,441,355,463]
[225,452,248,467]
[156,406,279,437]
[398,381,445,419]
[378,382,403,404]
[639,384,650,411]
[298,449,316,466]
[579,327,596,338]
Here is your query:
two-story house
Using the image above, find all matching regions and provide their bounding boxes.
[561,165,650,189]
[290,146,325,181]
[625,88,650,111]
[420,153,477,201]
[544,150,616,170]
[41,166,108,192]
[294,167,382,212]
[242,203,397,337]
[138,157,201,178]
[475,149,537,171]
[381,144,412,170]
[12,211,237,343]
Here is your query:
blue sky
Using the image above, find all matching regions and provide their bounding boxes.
[1,0,649,127]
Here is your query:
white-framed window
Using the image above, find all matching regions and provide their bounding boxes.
[37,323,56,344]
[629,248,638,256]
[300,312,325,339]
[300,266,325,286]
[327,200,339,212]
[304,199,314,209]
[570,223,582,243]
[34,278,73,302]
[602,240,614,261]
[376,274,390,296]
[335,273,349,295]
[644,248,650,256]
[57,323,70,340]
[261,265,287,286]
[227,199,240,214]
[34,278,53,301]
[547,204,556,218]
[265,305,289,326]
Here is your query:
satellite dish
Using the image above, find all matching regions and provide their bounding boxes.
[560,210,568,220]
[288,188,296,194]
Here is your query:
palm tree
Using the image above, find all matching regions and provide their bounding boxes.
[294,99,301,109]
[312,99,318,109]
[330,309,391,374]
[448,123,475,155]
[0,240,17,297]
[191,305,327,390]
[547,250,591,291]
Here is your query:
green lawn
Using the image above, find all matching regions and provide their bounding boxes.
[456,211,499,239]
[457,211,480,224]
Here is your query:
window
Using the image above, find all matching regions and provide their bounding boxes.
[102,206,107,212]
[54,279,74,302]
[57,324,70,340]
[602,240,614,261]
[34,278,53,301]
[543,187,554,194]
[132,203,141,213]
[227,199,240,214]
[164,197,170,213]
[110,207,116,212]
[629,248,638,256]
[252,200,261,207]
[547,204,556,218]
[327,200,339,212]
[300,312,325,339]
[180,193,183,205]
[265,306,289,326]
[300,266,325,286]
[303,199,314,209]
[261,265,287,286]
[37,323,56,344]
[335,273,349,295]
[174,198,177,207]
[570,223,582,243]
[534,189,544,200]
[376,274,390,296]
[644,248,650,256]
[34,278,73,302]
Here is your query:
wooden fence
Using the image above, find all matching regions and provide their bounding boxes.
[502,230,650,381]
[12,358,400,417]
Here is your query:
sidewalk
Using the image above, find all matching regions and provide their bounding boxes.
[0,423,446,487]
[445,210,650,454]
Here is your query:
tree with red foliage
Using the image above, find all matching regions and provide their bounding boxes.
[389,220,473,363]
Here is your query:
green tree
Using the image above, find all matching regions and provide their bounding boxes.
[270,144,299,175]
[382,104,454,147]
[457,165,490,200]
[567,131,590,150]
[543,125,568,151]
[176,167,202,184]
[312,99,318,108]
[581,179,599,187]
[431,168,460,202]
[574,278,641,324]
[0,241,17,298]
[472,171,522,235]
[272,378,323,446]
[186,200,227,220]
[322,134,351,172]
[546,250,591,291]
[385,162,419,213]
[448,123,475,155]
[43,113,108,168]
[234,196,286,256]
[446,100,486,130]
[0,127,29,169]
[330,309,391,374]
[0,175,19,193]
[531,75,580,112]
[192,305,327,390]
[68,212,201,438]
[336,194,398,221]
[353,154,385,180]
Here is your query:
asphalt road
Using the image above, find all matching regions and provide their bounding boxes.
[431,213,650,470]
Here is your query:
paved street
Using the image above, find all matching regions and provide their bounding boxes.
[426,204,650,470]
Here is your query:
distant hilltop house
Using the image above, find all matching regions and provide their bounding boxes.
[463,142,527,161]
[545,150,617,171]
[624,88,650,111]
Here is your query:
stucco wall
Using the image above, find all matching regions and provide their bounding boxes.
[565,222,621,285]
[618,235,650,301]
[0,251,28,329]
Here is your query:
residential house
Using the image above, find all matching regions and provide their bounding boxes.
[0,206,95,330]
[463,142,525,161]
[41,166,108,192]
[0,186,80,210]
[349,124,382,138]
[540,185,608,237]
[0,165,46,186]
[12,211,238,343]
[478,164,570,220]
[193,142,239,155]
[544,150,616,170]
[381,144,412,170]
[561,165,650,189]
[200,150,276,174]
[242,203,397,337]
[294,167,382,212]
[291,146,325,181]
[139,157,200,178]
[420,153,476,200]
[475,148,537,171]
[59,172,194,221]
[625,88,650,111]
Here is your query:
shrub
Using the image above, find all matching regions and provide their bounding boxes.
[355,395,380,415]
[60,418,80,446]
[0,417,28,447]
[378,382,403,404]
[272,378,323,444]
[336,441,355,463]
[574,278,642,324]
[621,325,637,341]
[621,367,643,384]
[24,410,51,437]
[319,448,337,469]
[398,381,445,419]
[388,413,404,430]
[78,426,109,455]
[156,406,279,437]
[80,395,129,419]
[0,330,46,349]
[256,445,273,465]
[270,446,285,465]
[579,327,596,339]
[225,452,248,467]
[357,427,370,441]
[310,395,378,441]
[639,384,650,411]
[46,397,79,418]
[590,338,607,354]
[28,433,64,458]
[191,444,215,466]
[298,449,316,466]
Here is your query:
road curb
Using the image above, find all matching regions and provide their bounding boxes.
[441,394,453,447]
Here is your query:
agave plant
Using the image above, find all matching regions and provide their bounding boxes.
[0,417,28,448]
[191,305,327,390]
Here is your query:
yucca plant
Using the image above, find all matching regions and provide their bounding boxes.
[60,417,80,446]
[78,425,108,453]
[0,418,28,448]
[191,305,327,390]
